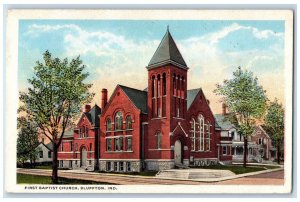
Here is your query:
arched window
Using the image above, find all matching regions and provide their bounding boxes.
[198,114,205,151]
[177,75,180,96]
[106,118,112,132]
[151,75,155,98]
[126,115,132,129]
[156,132,162,149]
[82,126,85,138]
[181,76,185,98]
[191,119,196,151]
[205,121,211,151]
[79,128,82,138]
[157,74,161,97]
[162,73,166,95]
[173,74,176,95]
[115,111,123,130]
[85,127,89,137]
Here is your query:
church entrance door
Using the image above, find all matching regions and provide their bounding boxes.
[80,147,87,167]
[174,140,182,165]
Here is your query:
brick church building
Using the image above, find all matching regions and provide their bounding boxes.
[58,29,231,172]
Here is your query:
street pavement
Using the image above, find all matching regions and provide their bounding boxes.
[17,168,284,185]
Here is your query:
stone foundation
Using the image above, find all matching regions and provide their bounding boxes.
[183,159,189,166]
[58,159,95,170]
[99,160,141,172]
[191,158,218,167]
[144,160,175,171]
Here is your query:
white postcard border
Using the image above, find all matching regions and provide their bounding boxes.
[5,9,294,194]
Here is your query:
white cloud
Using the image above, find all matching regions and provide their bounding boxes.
[201,23,283,45]
[25,24,82,37]
[245,55,273,70]
[24,22,285,114]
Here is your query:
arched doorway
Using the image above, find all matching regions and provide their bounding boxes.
[80,146,87,167]
[174,140,183,165]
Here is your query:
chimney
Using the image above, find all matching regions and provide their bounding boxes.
[85,104,91,113]
[101,88,108,110]
[222,103,227,115]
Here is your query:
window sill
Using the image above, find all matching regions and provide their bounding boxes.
[190,150,212,153]
[105,135,133,138]
[148,148,171,151]
[75,137,94,140]
[108,129,134,132]
[151,117,167,120]
[172,117,185,120]
[105,151,133,153]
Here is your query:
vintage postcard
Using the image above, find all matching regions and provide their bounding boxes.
[5,9,293,194]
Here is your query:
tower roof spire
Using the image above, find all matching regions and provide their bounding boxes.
[146,28,188,70]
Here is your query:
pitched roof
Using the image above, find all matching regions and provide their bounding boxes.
[37,142,53,151]
[64,127,74,138]
[119,85,148,114]
[214,114,236,130]
[187,88,202,109]
[45,142,53,151]
[255,125,271,139]
[84,104,101,127]
[147,29,187,70]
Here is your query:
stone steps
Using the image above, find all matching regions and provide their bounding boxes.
[156,169,235,180]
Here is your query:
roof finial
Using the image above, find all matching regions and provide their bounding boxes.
[167,25,169,32]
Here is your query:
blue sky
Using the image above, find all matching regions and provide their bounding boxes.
[18,20,285,113]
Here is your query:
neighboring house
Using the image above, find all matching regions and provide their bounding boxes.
[35,142,53,164]
[214,104,235,164]
[215,104,277,164]
[249,126,277,162]
[231,124,276,163]
[58,105,101,170]
[57,28,224,172]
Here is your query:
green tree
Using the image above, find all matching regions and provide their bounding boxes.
[19,51,94,183]
[214,67,268,167]
[264,98,284,164]
[17,116,39,167]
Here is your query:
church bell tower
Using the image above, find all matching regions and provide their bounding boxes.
[145,28,189,162]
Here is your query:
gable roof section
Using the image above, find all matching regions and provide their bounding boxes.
[37,142,53,151]
[255,125,271,139]
[119,85,148,114]
[187,88,202,109]
[214,114,236,130]
[64,127,75,138]
[84,104,101,127]
[171,123,188,137]
[45,142,53,151]
[147,29,188,70]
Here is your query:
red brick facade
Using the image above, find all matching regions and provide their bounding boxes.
[58,29,225,172]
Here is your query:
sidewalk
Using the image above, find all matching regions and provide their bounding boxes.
[17,167,284,184]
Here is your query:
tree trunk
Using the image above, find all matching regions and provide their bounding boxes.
[94,129,99,171]
[277,144,280,165]
[52,144,58,184]
[243,137,248,168]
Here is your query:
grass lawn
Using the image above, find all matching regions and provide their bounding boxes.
[17,173,115,185]
[33,165,52,169]
[191,165,278,175]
